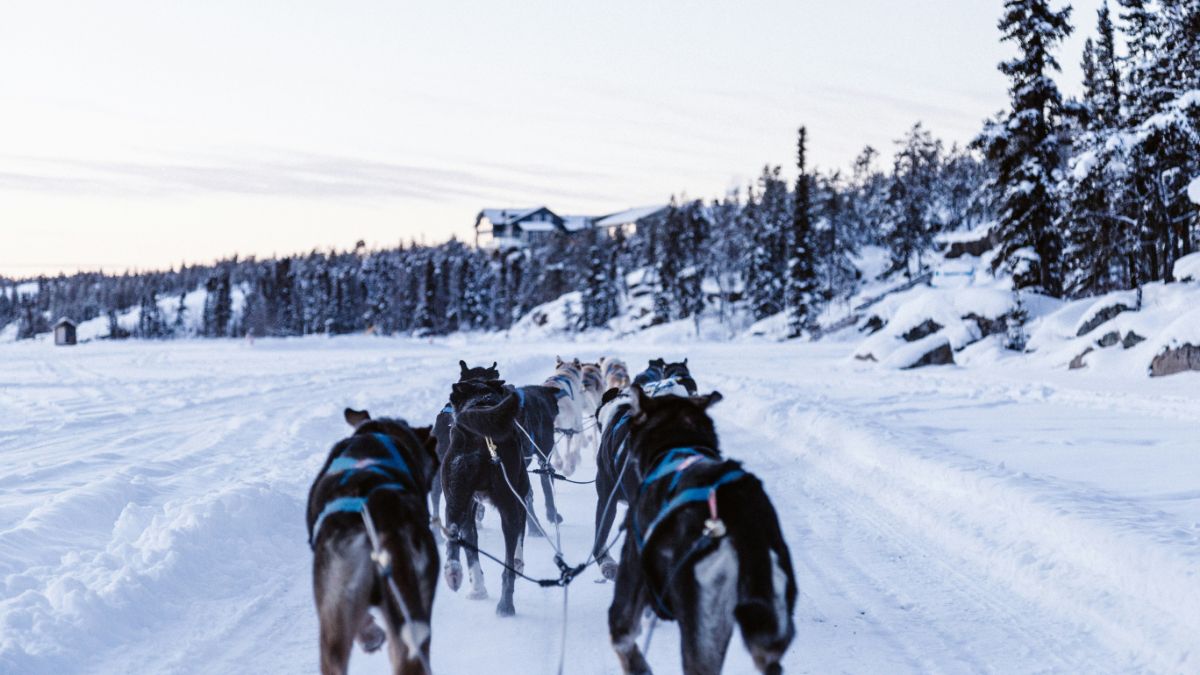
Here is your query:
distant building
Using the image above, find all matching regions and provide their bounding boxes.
[54,318,77,346]
[474,207,565,250]
[474,204,666,250]
[593,205,668,238]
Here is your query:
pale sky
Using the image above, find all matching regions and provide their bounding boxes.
[0,0,1101,277]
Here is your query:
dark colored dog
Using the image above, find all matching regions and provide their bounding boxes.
[632,357,699,396]
[307,409,440,675]
[431,360,500,538]
[509,382,563,527]
[441,378,557,616]
[608,389,796,675]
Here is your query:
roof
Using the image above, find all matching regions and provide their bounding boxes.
[594,205,668,228]
[478,207,546,226]
[54,317,76,327]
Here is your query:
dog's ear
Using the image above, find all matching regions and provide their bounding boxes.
[600,387,621,408]
[683,357,688,366]
[451,382,468,396]
[459,360,469,375]
[573,358,581,367]
[556,355,563,367]
[344,408,370,428]
[695,391,722,410]
[491,361,498,371]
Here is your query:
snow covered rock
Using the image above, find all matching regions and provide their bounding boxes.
[902,319,943,342]
[1173,252,1200,282]
[885,334,955,369]
[1188,176,1200,205]
[1075,293,1136,337]
[1149,344,1200,377]
[1069,347,1093,370]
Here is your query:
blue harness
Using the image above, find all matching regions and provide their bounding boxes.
[610,411,631,470]
[548,374,575,400]
[440,403,453,414]
[632,447,746,553]
[309,432,415,548]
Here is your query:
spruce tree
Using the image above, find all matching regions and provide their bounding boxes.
[979,0,1073,295]
[786,127,818,336]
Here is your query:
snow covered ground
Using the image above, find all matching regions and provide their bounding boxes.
[1,336,1198,674]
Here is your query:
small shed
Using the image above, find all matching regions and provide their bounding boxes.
[54,318,77,346]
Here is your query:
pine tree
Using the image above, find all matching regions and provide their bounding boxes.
[979,0,1073,295]
[885,123,944,278]
[786,127,818,336]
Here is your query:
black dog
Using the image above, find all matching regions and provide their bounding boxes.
[632,357,698,395]
[431,360,500,538]
[607,388,796,675]
[440,378,540,616]
[509,382,564,527]
[307,409,440,675]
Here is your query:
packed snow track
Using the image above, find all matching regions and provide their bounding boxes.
[1,337,1197,673]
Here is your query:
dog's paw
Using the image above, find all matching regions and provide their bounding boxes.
[496,600,515,617]
[467,587,489,600]
[601,560,619,581]
[444,561,463,591]
[546,511,563,524]
[356,619,386,653]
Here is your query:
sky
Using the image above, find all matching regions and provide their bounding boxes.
[0,0,1103,278]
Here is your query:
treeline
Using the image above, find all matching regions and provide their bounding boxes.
[1,0,1196,341]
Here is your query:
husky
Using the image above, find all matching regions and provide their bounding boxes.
[591,379,692,581]
[543,357,589,476]
[431,360,499,540]
[440,378,557,616]
[607,388,797,675]
[599,356,631,390]
[307,409,440,675]
[633,358,699,396]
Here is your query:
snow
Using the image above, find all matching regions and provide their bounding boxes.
[1188,176,1200,206]
[1174,251,1200,282]
[1,337,1197,673]
[478,207,542,225]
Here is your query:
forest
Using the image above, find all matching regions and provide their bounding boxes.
[3,1,1197,341]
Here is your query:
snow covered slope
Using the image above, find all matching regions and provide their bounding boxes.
[1,337,1197,673]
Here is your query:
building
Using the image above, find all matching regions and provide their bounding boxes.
[591,205,668,239]
[474,207,565,250]
[474,204,666,250]
[54,318,77,346]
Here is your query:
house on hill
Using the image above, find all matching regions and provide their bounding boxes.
[474,207,565,250]
[593,205,668,238]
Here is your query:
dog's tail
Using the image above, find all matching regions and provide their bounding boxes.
[728,478,796,673]
[454,390,520,438]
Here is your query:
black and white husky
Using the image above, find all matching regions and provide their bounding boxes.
[607,388,796,675]
[632,358,698,396]
[307,409,440,675]
[430,360,500,540]
[591,379,692,580]
[440,378,559,616]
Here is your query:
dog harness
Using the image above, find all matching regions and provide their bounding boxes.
[547,374,574,400]
[632,447,746,553]
[609,411,631,470]
[441,403,453,414]
[309,432,415,549]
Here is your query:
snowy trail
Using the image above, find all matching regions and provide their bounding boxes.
[1,337,1197,673]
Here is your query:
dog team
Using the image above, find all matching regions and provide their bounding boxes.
[306,356,796,674]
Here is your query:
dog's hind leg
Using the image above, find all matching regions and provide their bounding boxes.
[314,534,374,675]
[540,468,562,524]
[429,469,444,544]
[608,540,652,674]
[680,539,738,675]
[496,497,524,617]
[592,479,620,580]
[464,501,488,600]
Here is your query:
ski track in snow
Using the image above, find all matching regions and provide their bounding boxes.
[1,337,1197,674]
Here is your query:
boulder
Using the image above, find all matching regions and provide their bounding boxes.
[860,315,885,335]
[854,353,877,362]
[1121,332,1146,349]
[1076,303,1131,337]
[903,341,955,369]
[1149,344,1200,377]
[964,312,1008,339]
[1096,331,1121,348]
[902,319,943,342]
[1069,347,1093,370]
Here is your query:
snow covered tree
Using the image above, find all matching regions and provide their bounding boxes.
[747,166,789,321]
[786,127,819,336]
[978,0,1074,295]
[885,123,944,278]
